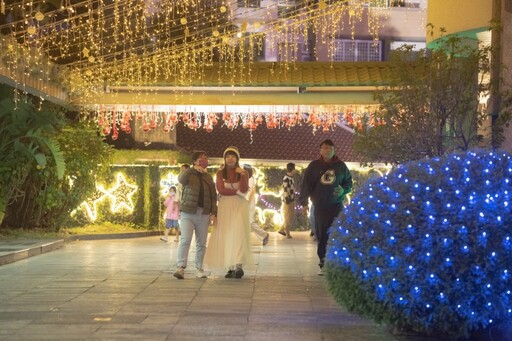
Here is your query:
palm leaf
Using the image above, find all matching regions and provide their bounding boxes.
[42,139,66,180]
[34,153,47,167]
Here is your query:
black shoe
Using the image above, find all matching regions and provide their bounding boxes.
[310,231,315,237]
[278,230,286,236]
[235,268,244,278]
[262,233,269,246]
[225,270,236,278]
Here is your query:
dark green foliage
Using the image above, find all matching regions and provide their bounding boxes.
[1,113,112,229]
[492,89,512,149]
[0,95,66,227]
[147,165,161,227]
[325,263,392,325]
[354,33,491,166]
[0,85,112,230]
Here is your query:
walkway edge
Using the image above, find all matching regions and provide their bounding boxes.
[64,230,162,241]
[0,231,162,267]
[0,239,65,266]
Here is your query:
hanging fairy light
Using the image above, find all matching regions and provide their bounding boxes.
[0,0,426,107]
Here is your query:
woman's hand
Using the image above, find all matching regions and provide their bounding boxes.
[235,167,247,175]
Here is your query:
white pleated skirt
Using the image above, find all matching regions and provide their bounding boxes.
[205,194,253,271]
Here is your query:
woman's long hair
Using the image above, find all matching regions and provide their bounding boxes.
[222,151,241,181]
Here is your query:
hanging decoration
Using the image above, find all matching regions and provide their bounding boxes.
[0,0,426,105]
[93,104,380,136]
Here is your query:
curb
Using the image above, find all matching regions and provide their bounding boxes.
[64,230,162,241]
[0,231,163,267]
[0,239,65,266]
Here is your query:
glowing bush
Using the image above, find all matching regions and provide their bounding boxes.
[325,149,512,339]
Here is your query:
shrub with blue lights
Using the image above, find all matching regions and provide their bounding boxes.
[325,149,512,339]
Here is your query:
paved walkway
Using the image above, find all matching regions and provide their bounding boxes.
[0,232,436,341]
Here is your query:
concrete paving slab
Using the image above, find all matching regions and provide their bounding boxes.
[0,232,444,340]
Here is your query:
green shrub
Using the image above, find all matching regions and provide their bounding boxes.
[325,149,512,339]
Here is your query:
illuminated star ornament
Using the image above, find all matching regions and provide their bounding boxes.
[160,172,179,197]
[80,185,110,221]
[107,173,138,213]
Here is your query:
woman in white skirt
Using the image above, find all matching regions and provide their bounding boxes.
[205,146,253,278]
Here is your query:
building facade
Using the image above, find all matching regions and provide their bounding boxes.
[427,0,512,152]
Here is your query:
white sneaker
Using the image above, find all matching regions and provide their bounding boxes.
[195,269,207,278]
[317,269,325,276]
[160,237,168,242]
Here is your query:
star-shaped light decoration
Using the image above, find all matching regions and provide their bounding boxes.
[160,171,179,197]
[107,173,138,213]
[80,185,110,221]
[251,166,285,226]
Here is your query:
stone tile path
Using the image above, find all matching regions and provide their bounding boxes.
[0,232,438,340]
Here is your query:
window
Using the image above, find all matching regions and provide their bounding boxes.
[333,39,382,62]
[237,0,260,8]
[278,0,296,4]
[390,0,422,8]
[389,41,426,60]
[277,5,296,18]
[345,0,422,8]
[277,43,299,62]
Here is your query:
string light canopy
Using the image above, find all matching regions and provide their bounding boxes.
[0,0,407,131]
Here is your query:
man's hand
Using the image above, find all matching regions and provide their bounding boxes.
[302,205,309,215]
[333,185,344,197]
[194,165,206,173]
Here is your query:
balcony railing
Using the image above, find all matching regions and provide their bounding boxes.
[349,0,423,8]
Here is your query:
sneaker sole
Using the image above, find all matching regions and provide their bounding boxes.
[173,272,184,279]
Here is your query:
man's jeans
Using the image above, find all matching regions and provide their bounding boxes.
[176,208,210,270]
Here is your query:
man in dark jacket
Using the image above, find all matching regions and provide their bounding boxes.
[299,139,353,275]
[174,150,217,280]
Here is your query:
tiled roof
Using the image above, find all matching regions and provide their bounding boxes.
[162,62,398,162]
[176,122,360,163]
[161,62,394,87]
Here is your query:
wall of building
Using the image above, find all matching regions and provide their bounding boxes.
[328,7,426,41]
[315,7,426,61]
[427,0,492,43]
[231,1,426,62]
